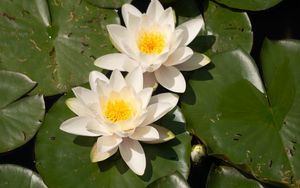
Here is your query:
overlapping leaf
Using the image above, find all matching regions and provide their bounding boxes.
[203,1,253,54]
[181,40,300,187]
[206,165,263,188]
[147,171,190,188]
[0,0,118,96]
[0,164,47,188]
[0,70,45,153]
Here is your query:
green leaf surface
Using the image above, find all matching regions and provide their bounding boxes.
[0,71,45,153]
[0,70,36,108]
[147,171,190,188]
[85,0,132,8]
[0,0,119,96]
[204,1,253,54]
[181,44,300,187]
[214,0,283,11]
[35,93,191,188]
[0,164,47,188]
[206,165,263,188]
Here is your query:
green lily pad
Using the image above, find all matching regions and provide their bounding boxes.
[0,164,47,188]
[35,93,191,188]
[147,171,190,188]
[181,42,300,187]
[214,0,283,11]
[0,0,118,96]
[85,0,132,8]
[206,165,263,188]
[0,70,45,153]
[204,1,253,54]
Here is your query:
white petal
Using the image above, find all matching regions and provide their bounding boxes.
[164,47,193,66]
[90,143,118,162]
[138,87,153,109]
[66,98,94,117]
[96,135,122,153]
[125,67,143,93]
[149,93,178,110]
[119,138,146,176]
[107,24,131,53]
[146,0,165,21]
[130,126,159,141]
[143,72,158,89]
[122,4,142,27]
[127,13,142,34]
[176,53,211,71]
[60,117,100,137]
[159,7,175,28]
[86,120,111,136]
[94,53,137,72]
[142,124,175,144]
[89,71,109,92]
[109,70,127,91]
[72,87,98,105]
[141,102,174,126]
[176,16,204,45]
[170,29,184,53]
[154,66,186,93]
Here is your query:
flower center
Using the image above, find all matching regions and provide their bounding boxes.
[104,99,134,123]
[138,31,165,54]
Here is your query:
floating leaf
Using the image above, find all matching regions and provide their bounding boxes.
[206,165,263,188]
[181,42,300,187]
[0,0,119,96]
[0,70,45,153]
[147,171,190,188]
[0,164,47,188]
[84,0,132,9]
[204,1,253,54]
[214,0,283,11]
[35,93,191,188]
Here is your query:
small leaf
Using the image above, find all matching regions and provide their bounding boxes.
[0,164,47,188]
[206,165,263,188]
[0,71,45,153]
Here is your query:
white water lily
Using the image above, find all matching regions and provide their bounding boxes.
[94,0,210,93]
[60,68,177,175]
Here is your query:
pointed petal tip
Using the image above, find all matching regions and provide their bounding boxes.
[201,54,211,66]
[143,125,175,144]
[90,143,118,163]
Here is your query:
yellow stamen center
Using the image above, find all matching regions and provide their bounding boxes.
[104,99,133,123]
[138,31,165,54]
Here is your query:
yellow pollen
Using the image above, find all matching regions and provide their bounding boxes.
[104,99,133,123]
[138,31,165,54]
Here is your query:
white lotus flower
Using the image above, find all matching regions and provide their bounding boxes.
[60,68,177,175]
[94,0,210,93]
